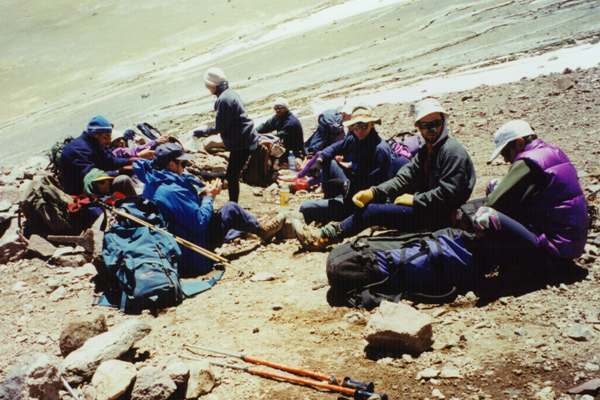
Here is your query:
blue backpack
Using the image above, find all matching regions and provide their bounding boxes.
[326,229,479,309]
[99,198,222,313]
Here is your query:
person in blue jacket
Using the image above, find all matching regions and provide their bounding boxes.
[256,97,304,157]
[134,143,284,277]
[298,106,393,225]
[193,67,259,203]
[303,106,352,155]
[60,115,132,195]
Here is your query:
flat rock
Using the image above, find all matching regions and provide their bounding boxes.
[26,235,57,260]
[59,315,108,357]
[51,253,88,268]
[49,286,67,302]
[417,367,440,380]
[91,360,136,400]
[131,366,176,400]
[565,324,595,342]
[365,301,433,355]
[250,272,278,282]
[185,360,218,399]
[61,319,151,385]
[0,353,61,400]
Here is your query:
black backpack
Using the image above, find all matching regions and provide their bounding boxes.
[326,229,478,309]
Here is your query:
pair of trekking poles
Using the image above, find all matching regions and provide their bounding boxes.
[183,345,388,400]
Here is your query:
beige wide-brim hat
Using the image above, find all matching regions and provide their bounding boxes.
[414,98,447,125]
[204,67,227,87]
[342,106,382,127]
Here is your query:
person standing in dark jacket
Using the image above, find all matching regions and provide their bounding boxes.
[294,98,475,251]
[256,97,304,157]
[194,67,259,203]
[473,120,588,269]
[298,106,393,226]
[60,115,132,195]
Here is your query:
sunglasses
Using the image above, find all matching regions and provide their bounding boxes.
[351,122,369,131]
[174,159,189,167]
[416,119,443,130]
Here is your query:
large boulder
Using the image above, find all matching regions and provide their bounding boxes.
[91,360,137,400]
[131,366,177,400]
[0,353,61,400]
[61,320,151,385]
[364,301,433,356]
[185,360,218,399]
[59,315,108,357]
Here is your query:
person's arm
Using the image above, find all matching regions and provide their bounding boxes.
[367,146,392,186]
[319,137,345,163]
[411,151,472,211]
[214,97,233,136]
[485,159,542,213]
[372,151,421,201]
[156,185,214,232]
[256,116,275,134]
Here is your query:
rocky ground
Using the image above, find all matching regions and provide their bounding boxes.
[0,66,599,400]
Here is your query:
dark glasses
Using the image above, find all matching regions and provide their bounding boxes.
[416,119,443,130]
[174,159,189,167]
[351,122,369,131]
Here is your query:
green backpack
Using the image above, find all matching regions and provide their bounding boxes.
[19,175,79,236]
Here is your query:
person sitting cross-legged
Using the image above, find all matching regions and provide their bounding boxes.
[293,97,476,251]
[473,120,588,271]
[134,143,285,277]
[298,106,394,225]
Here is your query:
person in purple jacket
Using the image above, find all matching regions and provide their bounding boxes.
[110,130,168,160]
[474,120,588,267]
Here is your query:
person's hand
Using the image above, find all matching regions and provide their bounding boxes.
[486,179,499,196]
[473,206,501,231]
[352,189,374,208]
[393,193,414,206]
[156,135,169,144]
[193,128,210,138]
[205,178,222,198]
[335,155,351,169]
[137,149,155,160]
[307,158,324,177]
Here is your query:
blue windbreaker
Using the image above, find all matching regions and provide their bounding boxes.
[134,160,215,276]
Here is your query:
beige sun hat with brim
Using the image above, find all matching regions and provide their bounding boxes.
[488,119,535,163]
[342,106,382,127]
[414,98,447,126]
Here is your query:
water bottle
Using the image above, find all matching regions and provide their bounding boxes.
[287,151,297,172]
[279,184,290,207]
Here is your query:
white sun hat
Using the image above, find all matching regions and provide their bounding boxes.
[414,98,447,125]
[489,119,535,162]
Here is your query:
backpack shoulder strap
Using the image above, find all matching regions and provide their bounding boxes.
[180,265,225,297]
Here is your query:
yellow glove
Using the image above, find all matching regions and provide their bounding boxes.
[393,193,414,206]
[352,189,374,208]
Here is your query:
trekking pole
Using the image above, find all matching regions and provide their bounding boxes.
[208,361,388,400]
[98,202,231,266]
[184,344,375,393]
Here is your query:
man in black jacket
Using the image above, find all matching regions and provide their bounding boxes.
[256,97,304,157]
[294,98,476,250]
[194,67,259,203]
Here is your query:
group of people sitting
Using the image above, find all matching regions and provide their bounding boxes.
[56,65,589,282]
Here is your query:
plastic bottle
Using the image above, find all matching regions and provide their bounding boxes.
[287,151,297,172]
[279,184,290,207]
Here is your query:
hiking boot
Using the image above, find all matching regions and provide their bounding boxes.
[290,219,332,251]
[257,213,286,242]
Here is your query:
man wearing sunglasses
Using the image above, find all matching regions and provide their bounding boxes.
[297,106,393,226]
[294,98,475,251]
[134,143,285,277]
[472,120,587,269]
[256,97,304,158]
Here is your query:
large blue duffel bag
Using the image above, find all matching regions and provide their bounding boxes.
[326,228,479,308]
